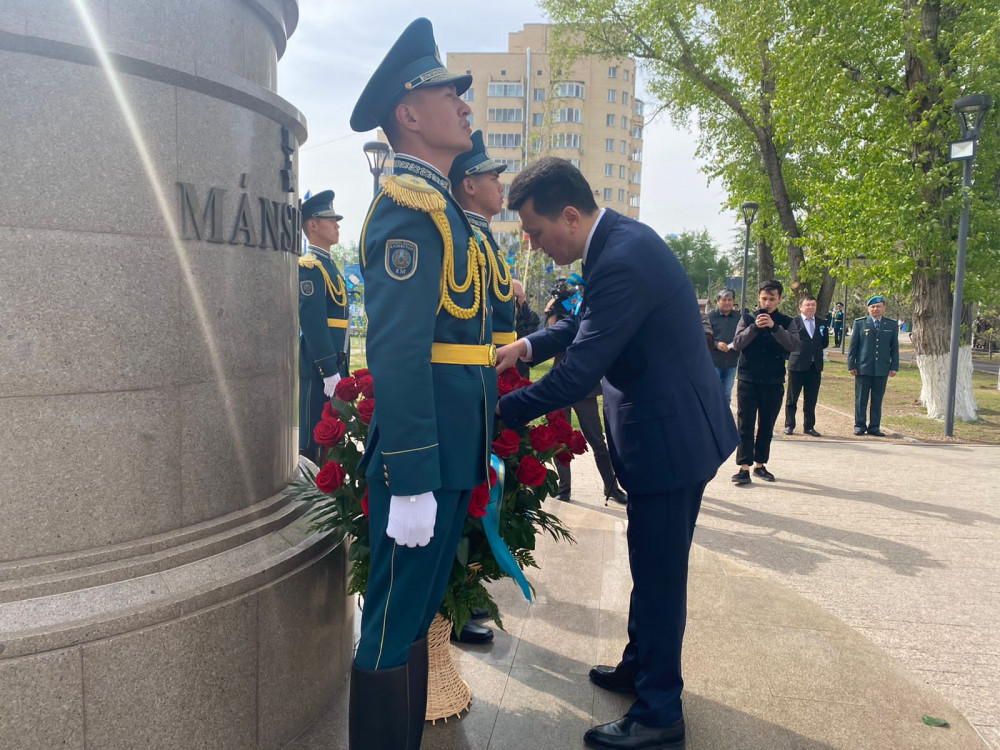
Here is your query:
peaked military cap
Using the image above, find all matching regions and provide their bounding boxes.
[866,295,886,306]
[350,17,472,133]
[301,190,342,222]
[448,130,506,186]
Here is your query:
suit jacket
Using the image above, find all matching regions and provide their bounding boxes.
[847,316,899,376]
[499,210,739,494]
[787,316,829,372]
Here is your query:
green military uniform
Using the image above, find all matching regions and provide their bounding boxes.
[847,306,899,433]
[298,192,349,457]
[448,130,516,345]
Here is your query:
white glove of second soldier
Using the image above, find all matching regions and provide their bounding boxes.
[322,373,342,397]
[386,492,437,547]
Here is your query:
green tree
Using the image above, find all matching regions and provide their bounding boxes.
[668,229,732,299]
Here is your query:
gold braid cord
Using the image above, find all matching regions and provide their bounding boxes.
[298,253,347,308]
[383,176,484,320]
[483,237,513,303]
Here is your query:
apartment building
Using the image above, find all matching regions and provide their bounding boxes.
[446,24,644,244]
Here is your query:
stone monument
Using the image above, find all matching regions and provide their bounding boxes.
[0,2,352,748]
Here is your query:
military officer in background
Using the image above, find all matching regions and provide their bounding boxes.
[298,191,349,463]
[848,295,899,436]
[349,17,496,750]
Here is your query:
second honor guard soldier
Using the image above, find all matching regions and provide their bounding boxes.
[349,18,496,750]
[848,295,899,436]
[298,191,349,463]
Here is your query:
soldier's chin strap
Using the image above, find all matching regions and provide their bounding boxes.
[483,454,532,601]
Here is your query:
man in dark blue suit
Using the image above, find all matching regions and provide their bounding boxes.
[496,158,739,750]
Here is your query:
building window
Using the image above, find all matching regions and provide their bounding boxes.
[624,69,631,81]
[604,163,614,177]
[605,138,615,152]
[487,132,522,148]
[530,136,543,153]
[461,88,474,102]
[549,132,582,150]
[607,89,617,103]
[552,107,582,124]
[496,158,523,173]
[501,69,506,75]
[631,125,643,139]
[533,88,545,101]
[537,69,543,76]
[620,140,627,153]
[606,113,615,127]
[621,115,628,129]
[629,194,640,208]
[618,189,626,202]
[555,82,585,99]
[488,108,524,123]
[569,158,581,169]
[488,81,524,98]
[634,99,645,116]
[467,113,474,126]
[608,66,618,78]
[630,171,642,184]
[631,150,643,162]
[497,208,519,222]
[532,113,544,126]
[603,187,613,201]
[619,165,626,179]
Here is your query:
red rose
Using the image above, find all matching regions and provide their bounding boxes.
[546,410,568,424]
[322,401,337,421]
[357,374,375,398]
[555,449,574,466]
[357,398,375,425]
[334,377,362,401]
[550,418,573,445]
[313,417,346,446]
[529,424,559,453]
[497,368,527,396]
[568,430,589,455]
[468,482,490,517]
[515,455,548,487]
[361,488,370,518]
[492,428,521,457]
[352,368,371,379]
[315,460,346,494]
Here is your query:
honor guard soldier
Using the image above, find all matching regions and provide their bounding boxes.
[348,18,496,750]
[449,129,516,347]
[298,191,349,462]
[848,295,899,436]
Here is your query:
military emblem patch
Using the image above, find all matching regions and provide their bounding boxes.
[385,239,418,280]
[300,280,314,296]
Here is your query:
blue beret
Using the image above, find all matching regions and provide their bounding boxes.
[301,190,342,221]
[867,295,885,306]
[448,130,506,186]
[350,18,472,133]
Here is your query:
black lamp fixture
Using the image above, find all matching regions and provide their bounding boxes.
[363,141,391,199]
[739,202,759,315]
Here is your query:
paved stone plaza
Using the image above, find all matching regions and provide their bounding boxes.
[289,426,996,749]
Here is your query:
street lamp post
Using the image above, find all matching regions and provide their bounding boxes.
[706,268,715,302]
[363,141,391,199]
[739,202,759,315]
[840,253,867,355]
[944,94,992,436]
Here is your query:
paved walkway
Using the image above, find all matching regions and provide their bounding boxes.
[288,435,994,749]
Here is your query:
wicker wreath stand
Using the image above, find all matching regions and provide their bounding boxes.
[425,614,472,723]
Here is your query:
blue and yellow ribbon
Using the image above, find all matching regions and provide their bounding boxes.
[484,454,532,601]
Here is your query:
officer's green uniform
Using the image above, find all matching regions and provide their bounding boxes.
[449,129,516,345]
[847,304,899,433]
[298,192,349,457]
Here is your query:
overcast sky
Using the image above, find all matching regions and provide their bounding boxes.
[277,0,738,251]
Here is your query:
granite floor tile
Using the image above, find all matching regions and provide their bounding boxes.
[422,660,508,749]
[490,667,595,750]
[513,602,602,676]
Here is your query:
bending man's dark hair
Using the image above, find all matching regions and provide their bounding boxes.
[759,279,784,296]
[507,157,599,219]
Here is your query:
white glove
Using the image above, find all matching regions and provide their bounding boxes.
[323,373,342,397]
[386,492,437,547]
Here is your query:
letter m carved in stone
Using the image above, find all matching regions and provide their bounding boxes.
[178,183,226,242]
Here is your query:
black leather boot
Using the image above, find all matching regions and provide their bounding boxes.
[348,661,409,750]
[406,637,428,749]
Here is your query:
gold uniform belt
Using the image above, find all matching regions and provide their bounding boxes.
[327,318,348,329]
[430,342,497,367]
[493,331,517,345]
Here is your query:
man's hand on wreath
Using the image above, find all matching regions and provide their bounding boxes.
[495,340,527,374]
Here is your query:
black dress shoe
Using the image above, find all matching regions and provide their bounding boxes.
[451,621,494,644]
[867,429,886,437]
[853,427,866,436]
[805,428,822,437]
[470,607,489,620]
[584,715,685,749]
[589,664,637,694]
[731,469,751,485]
[783,427,794,435]
[606,488,628,505]
[556,492,571,502]
[752,466,776,482]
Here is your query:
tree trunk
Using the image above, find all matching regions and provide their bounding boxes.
[911,265,977,420]
[757,236,774,289]
[815,269,836,321]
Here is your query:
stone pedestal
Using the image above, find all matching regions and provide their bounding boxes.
[0,2,352,748]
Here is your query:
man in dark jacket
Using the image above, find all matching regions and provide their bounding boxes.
[784,294,829,436]
[731,280,801,485]
[706,288,740,403]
